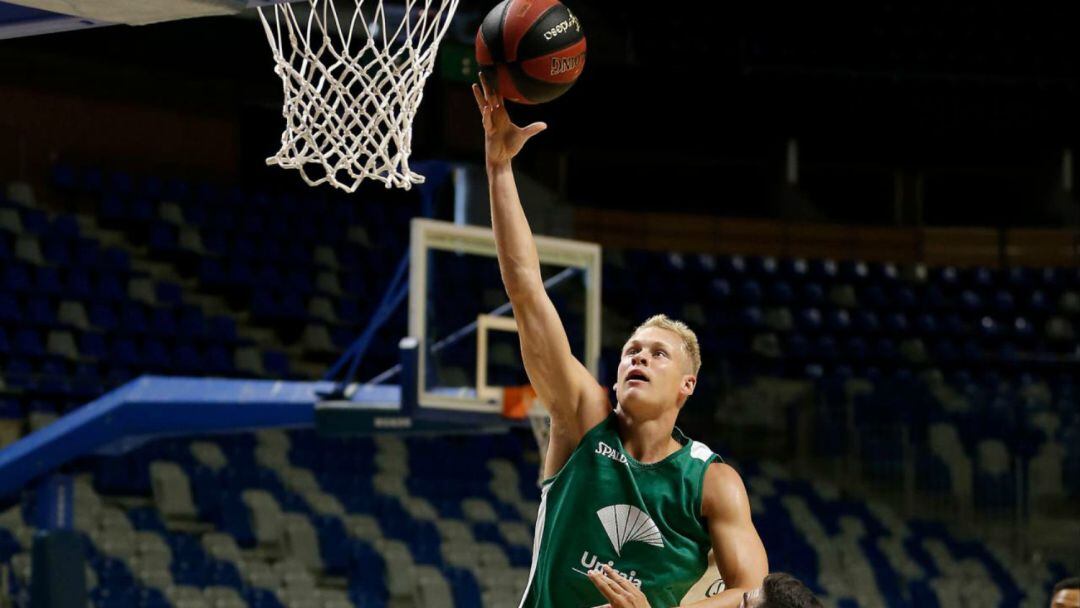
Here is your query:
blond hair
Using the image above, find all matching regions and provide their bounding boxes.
[633,314,701,376]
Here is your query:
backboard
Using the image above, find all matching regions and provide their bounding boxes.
[409,218,602,418]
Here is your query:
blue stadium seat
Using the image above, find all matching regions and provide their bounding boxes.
[64,269,93,300]
[882,312,908,334]
[4,262,32,292]
[142,339,172,371]
[178,307,207,338]
[262,351,291,377]
[128,198,155,224]
[959,289,983,313]
[844,336,868,360]
[737,280,764,305]
[992,290,1015,313]
[149,308,177,338]
[110,338,141,368]
[924,284,950,309]
[769,280,794,305]
[208,316,237,343]
[34,266,63,295]
[860,284,888,309]
[1005,267,1031,291]
[14,328,44,357]
[96,273,126,302]
[51,215,80,239]
[0,294,21,323]
[797,308,823,333]
[120,303,149,334]
[970,266,996,290]
[173,344,202,374]
[1028,290,1051,314]
[851,311,876,334]
[51,164,78,190]
[977,316,1001,340]
[20,209,49,234]
[1011,317,1035,343]
[25,296,57,326]
[101,248,130,270]
[941,313,966,336]
[148,223,178,253]
[89,303,119,331]
[41,236,72,266]
[155,282,183,307]
[99,194,127,224]
[107,171,135,196]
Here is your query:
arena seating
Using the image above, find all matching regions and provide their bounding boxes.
[0,428,1068,607]
[610,249,1080,508]
[0,168,1076,606]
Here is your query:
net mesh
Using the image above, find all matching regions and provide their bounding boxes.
[258,0,460,192]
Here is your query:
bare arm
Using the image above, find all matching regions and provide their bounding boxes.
[682,463,768,608]
[472,78,608,470]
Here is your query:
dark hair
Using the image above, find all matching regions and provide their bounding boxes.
[1053,577,1080,595]
[762,573,823,608]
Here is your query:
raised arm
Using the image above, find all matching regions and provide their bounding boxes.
[683,463,768,608]
[472,76,608,475]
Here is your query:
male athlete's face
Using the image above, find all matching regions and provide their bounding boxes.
[614,327,696,415]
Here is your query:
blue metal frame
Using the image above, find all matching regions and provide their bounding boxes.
[0,376,330,500]
[322,161,453,390]
[323,251,410,385]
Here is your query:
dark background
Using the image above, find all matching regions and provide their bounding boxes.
[1,0,1079,226]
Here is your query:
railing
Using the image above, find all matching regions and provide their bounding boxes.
[712,375,1078,562]
[574,208,1080,268]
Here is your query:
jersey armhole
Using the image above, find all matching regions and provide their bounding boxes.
[539,411,614,488]
[696,455,723,520]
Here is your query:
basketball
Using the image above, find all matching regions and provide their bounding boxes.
[475,0,586,105]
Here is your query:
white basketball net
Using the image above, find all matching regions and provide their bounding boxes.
[258,0,460,192]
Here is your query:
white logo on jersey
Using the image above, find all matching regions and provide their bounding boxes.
[596,504,664,555]
[577,551,644,588]
[595,441,627,464]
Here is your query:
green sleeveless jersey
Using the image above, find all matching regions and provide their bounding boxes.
[519,413,721,608]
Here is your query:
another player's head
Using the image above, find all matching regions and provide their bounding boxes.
[614,314,700,417]
[1051,577,1079,608]
[739,573,822,608]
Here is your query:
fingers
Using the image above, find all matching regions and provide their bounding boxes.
[521,121,547,140]
[471,83,486,110]
[588,569,625,604]
[472,83,494,131]
[602,565,640,595]
[479,71,505,109]
[479,71,493,102]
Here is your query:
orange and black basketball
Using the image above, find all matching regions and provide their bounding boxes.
[475,0,586,105]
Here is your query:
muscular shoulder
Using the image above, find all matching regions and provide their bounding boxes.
[700,462,751,521]
[549,380,609,436]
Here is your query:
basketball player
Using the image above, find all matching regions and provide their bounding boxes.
[472,74,768,607]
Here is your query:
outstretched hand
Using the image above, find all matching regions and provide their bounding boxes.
[588,565,653,608]
[472,72,547,166]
